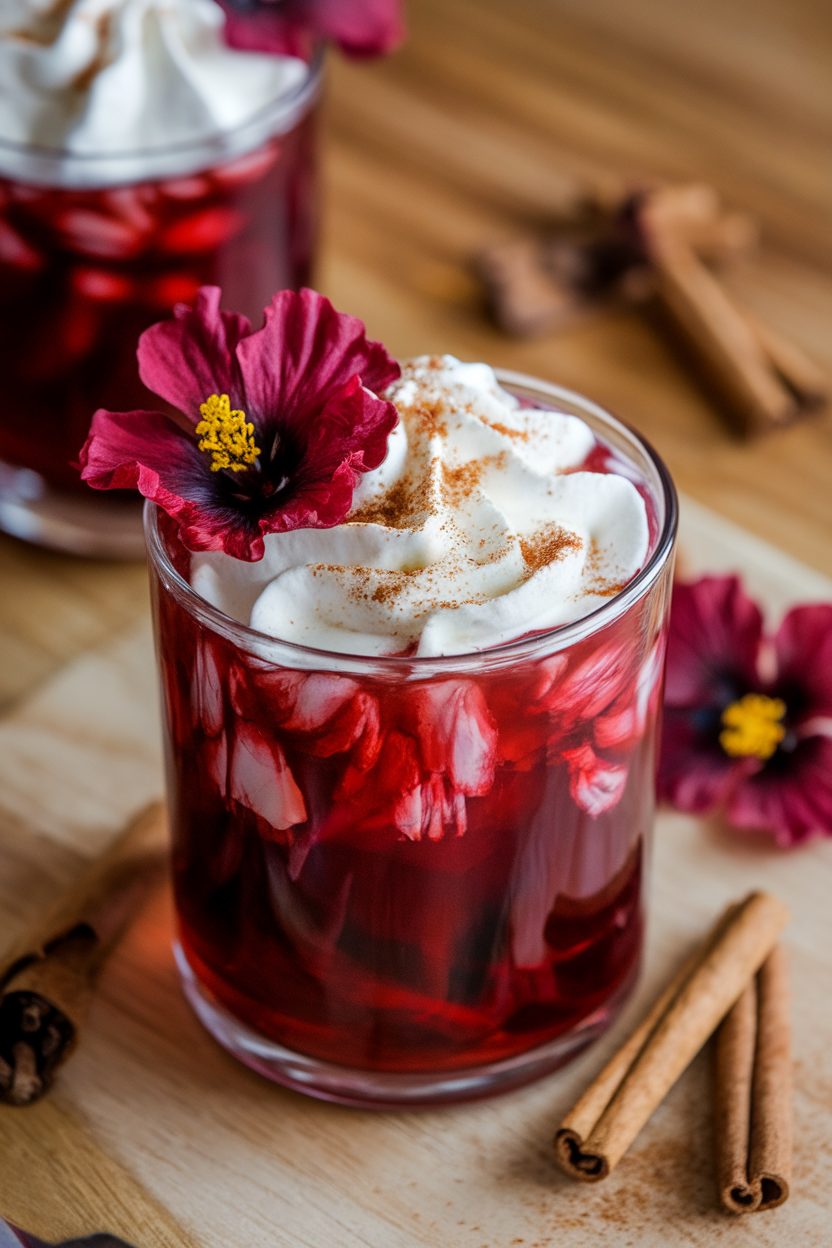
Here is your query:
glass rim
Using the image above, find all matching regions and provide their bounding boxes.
[144,369,679,676]
[0,44,323,183]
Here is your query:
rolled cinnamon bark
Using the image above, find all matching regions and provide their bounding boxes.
[743,314,829,412]
[749,945,792,1210]
[714,945,792,1213]
[714,979,758,1210]
[556,902,741,1175]
[641,221,798,434]
[0,802,167,1106]
[555,892,789,1182]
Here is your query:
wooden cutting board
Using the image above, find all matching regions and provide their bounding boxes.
[2,495,832,1248]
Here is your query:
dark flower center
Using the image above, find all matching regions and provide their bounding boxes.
[195,394,305,517]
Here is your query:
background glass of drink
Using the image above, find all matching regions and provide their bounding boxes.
[0,54,320,558]
[146,373,678,1107]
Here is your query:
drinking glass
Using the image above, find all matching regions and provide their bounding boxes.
[0,52,321,558]
[146,372,678,1107]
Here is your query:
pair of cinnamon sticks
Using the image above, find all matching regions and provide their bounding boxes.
[0,803,167,1106]
[479,183,828,437]
[639,186,827,436]
[555,891,791,1214]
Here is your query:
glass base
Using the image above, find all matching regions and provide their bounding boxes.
[175,942,635,1109]
[0,459,145,558]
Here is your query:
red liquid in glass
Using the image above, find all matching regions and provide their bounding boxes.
[152,485,670,1077]
[0,110,316,494]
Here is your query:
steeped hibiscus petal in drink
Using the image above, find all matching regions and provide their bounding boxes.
[122,318,677,1104]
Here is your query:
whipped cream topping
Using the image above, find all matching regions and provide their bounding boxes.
[191,356,651,658]
[0,0,309,183]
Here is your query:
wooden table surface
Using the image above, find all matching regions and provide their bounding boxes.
[0,0,831,1239]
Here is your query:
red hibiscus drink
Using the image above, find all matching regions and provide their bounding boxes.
[124,313,678,1105]
[0,114,318,556]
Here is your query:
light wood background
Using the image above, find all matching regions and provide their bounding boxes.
[0,0,831,1241]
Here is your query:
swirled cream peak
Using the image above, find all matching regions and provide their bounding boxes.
[0,0,306,157]
[192,356,650,656]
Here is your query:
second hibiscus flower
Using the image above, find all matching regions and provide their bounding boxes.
[659,574,832,847]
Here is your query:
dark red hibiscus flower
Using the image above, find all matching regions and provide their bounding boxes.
[79,286,400,561]
[219,0,405,59]
[659,575,832,846]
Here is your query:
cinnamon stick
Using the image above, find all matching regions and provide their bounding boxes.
[638,188,828,434]
[0,801,167,1105]
[715,947,792,1213]
[743,313,829,411]
[750,945,792,1209]
[555,891,789,1182]
[640,218,797,433]
[714,978,758,1209]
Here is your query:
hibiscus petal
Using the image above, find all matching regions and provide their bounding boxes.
[544,644,635,726]
[219,0,405,58]
[230,722,307,831]
[408,679,498,796]
[665,576,763,707]
[313,692,383,772]
[300,0,406,56]
[595,637,666,750]
[191,639,224,737]
[80,407,206,494]
[220,6,304,57]
[726,736,832,846]
[138,285,250,421]
[563,743,629,817]
[658,708,754,812]
[775,603,832,718]
[236,288,400,432]
[79,408,269,558]
[278,672,359,731]
[256,380,400,537]
[302,374,399,475]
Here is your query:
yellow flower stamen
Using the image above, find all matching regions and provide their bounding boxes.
[196,393,260,473]
[719,693,786,761]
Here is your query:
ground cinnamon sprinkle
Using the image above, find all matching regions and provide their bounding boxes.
[351,476,415,528]
[520,523,582,574]
[369,572,413,605]
[484,419,530,442]
[441,452,507,507]
[580,538,626,597]
[411,396,449,440]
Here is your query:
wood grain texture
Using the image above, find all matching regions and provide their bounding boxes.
[0,1095,196,1246]
[0,500,830,1245]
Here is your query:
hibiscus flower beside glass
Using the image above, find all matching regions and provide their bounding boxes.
[81,285,678,1105]
[659,575,832,847]
[0,0,403,557]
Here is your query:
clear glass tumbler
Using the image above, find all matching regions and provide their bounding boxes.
[0,53,321,558]
[146,372,678,1107]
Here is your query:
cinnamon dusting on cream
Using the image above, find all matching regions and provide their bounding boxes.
[520,523,582,575]
[198,355,651,657]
